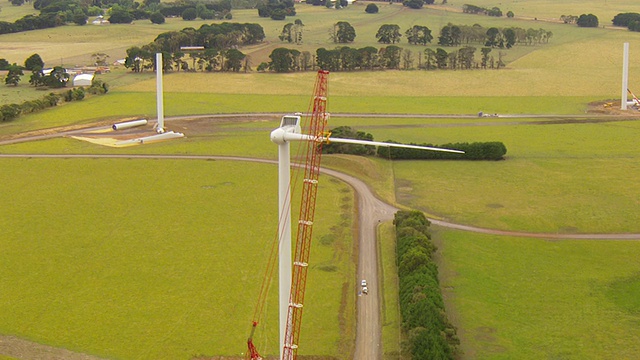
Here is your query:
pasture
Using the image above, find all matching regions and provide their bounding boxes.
[0,156,356,359]
[1,1,640,71]
[436,231,640,359]
[2,110,640,359]
[2,1,640,359]
[450,0,640,24]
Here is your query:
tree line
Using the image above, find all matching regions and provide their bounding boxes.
[320,127,507,161]
[462,4,510,18]
[377,141,507,160]
[394,210,459,359]
[282,21,552,49]
[261,45,506,72]
[436,23,552,48]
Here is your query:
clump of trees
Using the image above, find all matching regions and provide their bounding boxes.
[394,210,459,359]
[330,21,356,43]
[403,0,425,10]
[124,22,264,73]
[278,19,304,44]
[257,0,295,20]
[376,24,402,44]
[577,13,598,28]
[4,64,24,86]
[462,4,503,17]
[560,14,579,24]
[612,12,640,31]
[406,25,433,45]
[365,3,378,13]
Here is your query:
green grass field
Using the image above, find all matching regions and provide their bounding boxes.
[2,1,640,359]
[337,118,640,233]
[435,230,640,359]
[0,157,355,359]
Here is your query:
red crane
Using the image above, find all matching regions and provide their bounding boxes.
[247,70,330,360]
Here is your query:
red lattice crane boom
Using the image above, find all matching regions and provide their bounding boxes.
[247,70,330,360]
[282,70,329,359]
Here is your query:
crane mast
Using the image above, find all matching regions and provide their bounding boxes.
[282,70,329,359]
[246,70,329,360]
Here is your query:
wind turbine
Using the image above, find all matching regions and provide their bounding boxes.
[269,115,464,359]
[248,70,464,360]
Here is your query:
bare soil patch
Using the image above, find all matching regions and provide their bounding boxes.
[0,335,108,360]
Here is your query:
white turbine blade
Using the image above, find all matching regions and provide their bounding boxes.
[326,136,464,154]
[282,132,464,154]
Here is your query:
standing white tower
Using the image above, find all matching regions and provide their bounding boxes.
[622,42,630,111]
[156,52,165,133]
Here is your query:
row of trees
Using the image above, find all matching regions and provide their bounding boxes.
[261,45,506,72]
[319,126,507,161]
[0,11,65,35]
[124,22,265,72]
[377,141,507,160]
[308,21,552,50]
[394,210,459,359]
[0,80,108,122]
[437,23,552,48]
[462,4,512,18]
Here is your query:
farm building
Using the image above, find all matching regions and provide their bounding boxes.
[73,73,94,87]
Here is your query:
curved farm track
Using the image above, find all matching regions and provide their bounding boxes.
[2,111,640,360]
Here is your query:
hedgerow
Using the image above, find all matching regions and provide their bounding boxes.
[394,210,459,359]
[377,141,507,160]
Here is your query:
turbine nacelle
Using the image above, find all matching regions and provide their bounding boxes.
[271,114,303,145]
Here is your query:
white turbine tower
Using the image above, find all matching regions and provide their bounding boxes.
[156,52,165,133]
[622,42,630,111]
[268,114,464,360]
